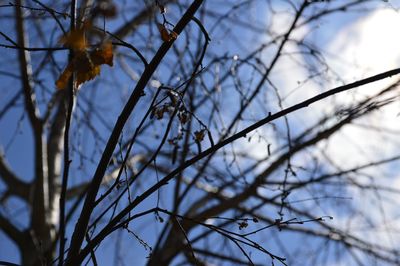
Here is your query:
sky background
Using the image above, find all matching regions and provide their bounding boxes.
[2,1,400,265]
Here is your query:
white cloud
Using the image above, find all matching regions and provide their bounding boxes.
[253,7,400,262]
[324,8,400,166]
[318,8,400,255]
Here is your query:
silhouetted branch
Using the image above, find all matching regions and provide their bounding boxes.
[0,153,30,200]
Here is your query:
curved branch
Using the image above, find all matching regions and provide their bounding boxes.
[80,66,400,262]
[65,1,205,264]
[0,153,30,200]
[113,0,176,39]
[15,0,41,131]
[0,212,25,248]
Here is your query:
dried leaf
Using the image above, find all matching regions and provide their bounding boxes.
[55,64,73,90]
[76,65,101,86]
[169,30,178,40]
[56,42,114,89]
[59,28,87,51]
[158,4,166,14]
[194,130,205,142]
[93,0,117,18]
[74,52,93,72]
[153,106,167,120]
[157,23,178,42]
[157,23,171,42]
[166,90,179,105]
[91,42,114,66]
[178,112,189,124]
[238,221,248,230]
[74,52,101,87]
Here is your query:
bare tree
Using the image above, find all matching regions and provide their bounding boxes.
[1,0,400,265]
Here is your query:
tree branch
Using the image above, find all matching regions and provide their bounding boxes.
[15,0,41,131]
[65,1,205,264]
[58,1,77,264]
[0,153,30,201]
[16,1,52,260]
[113,0,176,39]
[0,212,25,248]
[79,66,400,262]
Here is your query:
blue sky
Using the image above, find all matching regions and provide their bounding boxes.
[2,1,400,265]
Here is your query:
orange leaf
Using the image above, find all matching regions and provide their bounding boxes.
[56,51,101,89]
[56,37,113,89]
[76,64,101,86]
[55,64,73,90]
[169,30,178,41]
[59,28,87,51]
[73,52,101,87]
[91,42,113,66]
[158,23,173,42]
[74,52,92,71]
